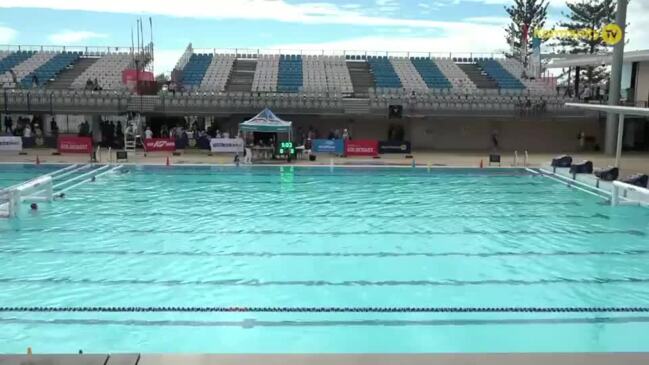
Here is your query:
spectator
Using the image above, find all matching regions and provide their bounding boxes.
[34,124,43,138]
[116,121,124,148]
[4,116,12,134]
[145,126,153,139]
[50,119,59,136]
[160,124,169,138]
[491,129,499,150]
[23,123,32,138]
[342,128,350,141]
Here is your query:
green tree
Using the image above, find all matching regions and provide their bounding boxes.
[557,0,616,88]
[505,0,549,67]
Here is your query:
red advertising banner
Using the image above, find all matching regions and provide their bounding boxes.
[345,140,378,156]
[144,138,176,152]
[58,136,92,154]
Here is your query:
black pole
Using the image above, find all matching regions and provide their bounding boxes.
[574,66,581,99]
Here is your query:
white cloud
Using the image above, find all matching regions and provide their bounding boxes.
[48,30,107,43]
[0,0,448,29]
[626,0,649,51]
[268,22,508,55]
[0,25,17,43]
[153,49,184,75]
[463,16,509,25]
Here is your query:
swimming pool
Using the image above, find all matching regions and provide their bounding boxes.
[0,164,648,353]
[0,164,66,189]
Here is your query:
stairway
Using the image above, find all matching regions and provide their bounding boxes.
[347,61,375,97]
[457,63,499,89]
[46,57,99,89]
[225,59,256,92]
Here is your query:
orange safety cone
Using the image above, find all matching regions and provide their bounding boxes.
[479,159,484,168]
[166,156,170,166]
[35,155,40,165]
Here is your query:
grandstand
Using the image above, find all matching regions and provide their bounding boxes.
[0,46,151,91]
[0,45,573,118]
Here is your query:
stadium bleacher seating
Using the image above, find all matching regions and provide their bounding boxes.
[477,59,525,90]
[70,52,135,90]
[198,54,235,92]
[367,56,402,89]
[20,52,81,88]
[252,54,279,92]
[0,51,37,87]
[434,58,478,94]
[277,54,303,93]
[302,55,353,93]
[410,58,452,91]
[180,53,213,90]
[390,57,428,91]
[498,58,555,95]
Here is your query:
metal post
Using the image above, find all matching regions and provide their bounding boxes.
[605,0,628,155]
[615,113,624,168]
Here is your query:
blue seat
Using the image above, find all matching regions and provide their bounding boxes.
[367,57,401,88]
[410,58,452,90]
[477,59,525,90]
[181,54,213,89]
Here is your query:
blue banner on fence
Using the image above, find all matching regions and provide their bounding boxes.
[312,139,344,153]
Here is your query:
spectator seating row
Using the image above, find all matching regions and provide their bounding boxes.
[162,91,345,110]
[367,56,402,88]
[434,58,479,94]
[0,51,37,87]
[198,54,235,92]
[410,58,452,90]
[181,53,213,90]
[390,57,428,91]
[70,53,135,90]
[20,52,81,88]
[499,58,555,96]
[277,54,303,93]
[477,59,525,89]
[302,55,353,94]
[252,55,279,92]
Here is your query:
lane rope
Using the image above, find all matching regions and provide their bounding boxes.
[0,307,648,313]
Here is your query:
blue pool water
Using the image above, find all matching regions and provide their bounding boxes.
[0,164,65,189]
[0,164,648,353]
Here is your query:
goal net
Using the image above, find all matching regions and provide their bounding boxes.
[0,175,53,218]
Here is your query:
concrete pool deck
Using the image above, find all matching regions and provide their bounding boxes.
[1,149,648,177]
[2,353,649,365]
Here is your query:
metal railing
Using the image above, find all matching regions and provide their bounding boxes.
[189,47,506,60]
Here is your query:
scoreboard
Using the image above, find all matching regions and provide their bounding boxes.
[277,141,296,157]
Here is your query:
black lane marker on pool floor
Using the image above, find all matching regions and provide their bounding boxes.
[3,317,649,327]
[3,277,649,287]
[1,248,648,258]
[49,212,610,220]
[0,307,648,313]
[3,228,642,236]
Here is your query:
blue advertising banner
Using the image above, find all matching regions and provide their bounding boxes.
[312,139,343,153]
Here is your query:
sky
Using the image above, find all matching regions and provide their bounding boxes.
[0,0,647,75]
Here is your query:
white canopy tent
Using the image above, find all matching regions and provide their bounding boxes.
[238,108,293,139]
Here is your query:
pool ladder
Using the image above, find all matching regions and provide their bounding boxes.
[513,150,529,167]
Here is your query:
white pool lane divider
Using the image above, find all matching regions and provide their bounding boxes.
[533,166,649,207]
[57,165,123,194]
[611,181,649,207]
[534,167,611,201]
